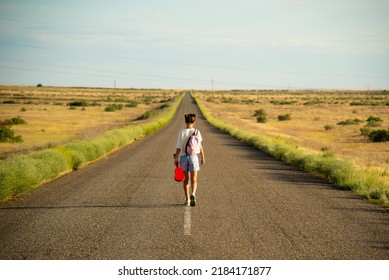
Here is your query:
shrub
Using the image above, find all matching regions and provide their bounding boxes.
[366,116,383,127]
[68,101,89,107]
[270,100,297,105]
[64,139,107,166]
[253,109,266,116]
[256,114,267,123]
[136,110,158,120]
[3,100,18,104]
[126,100,139,108]
[4,116,27,125]
[369,189,382,200]
[0,126,23,143]
[105,104,123,112]
[278,114,291,121]
[368,129,389,142]
[253,109,267,123]
[360,126,373,136]
[303,100,325,106]
[337,118,363,125]
[143,96,153,105]
[350,101,386,106]
[29,149,69,180]
[157,103,170,110]
[324,124,334,130]
[222,97,238,104]
[0,149,68,199]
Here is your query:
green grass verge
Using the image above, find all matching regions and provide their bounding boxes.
[193,93,389,206]
[0,93,184,201]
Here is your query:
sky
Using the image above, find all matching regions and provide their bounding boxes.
[0,0,388,90]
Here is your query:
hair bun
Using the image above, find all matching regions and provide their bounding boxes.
[184,113,196,123]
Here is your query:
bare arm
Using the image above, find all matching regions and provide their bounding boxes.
[173,148,181,166]
[200,145,205,165]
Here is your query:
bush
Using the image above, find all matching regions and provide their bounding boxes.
[270,100,297,105]
[68,101,89,107]
[256,114,267,123]
[126,100,139,108]
[360,127,373,136]
[321,146,331,151]
[337,119,363,125]
[136,110,158,120]
[366,116,383,127]
[4,116,27,125]
[0,149,68,199]
[105,104,123,112]
[278,114,291,121]
[324,124,334,130]
[253,109,267,123]
[253,109,266,116]
[303,100,325,106]
[0,126,23,143]
[157,103,170,110]
[222,97,238,104]
[29,149,69,180]
[143,96,154,105]
[368,129,389,142]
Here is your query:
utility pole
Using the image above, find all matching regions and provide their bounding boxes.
[114,80,116,94]
[211,78,214,91]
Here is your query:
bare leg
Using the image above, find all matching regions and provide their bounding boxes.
[190,171,198,197]
[183,171,190,202]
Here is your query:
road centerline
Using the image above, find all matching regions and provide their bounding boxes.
[184,206,191,236]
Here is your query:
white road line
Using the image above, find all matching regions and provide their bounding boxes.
[184,206,191,235]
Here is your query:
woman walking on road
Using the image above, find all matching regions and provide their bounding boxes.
[173,113,205,206]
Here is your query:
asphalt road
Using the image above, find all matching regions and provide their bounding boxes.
[0,93,388,260]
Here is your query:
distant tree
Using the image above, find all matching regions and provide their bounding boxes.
[37,84,43,87]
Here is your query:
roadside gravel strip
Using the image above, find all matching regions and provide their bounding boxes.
[0,93,388,259]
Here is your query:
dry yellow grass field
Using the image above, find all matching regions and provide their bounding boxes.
[0,86,180,158]
[194,90,389,175]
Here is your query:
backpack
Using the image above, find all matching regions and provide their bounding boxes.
[185,129,201,155]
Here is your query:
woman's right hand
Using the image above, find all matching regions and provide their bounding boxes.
[173,154,179,166]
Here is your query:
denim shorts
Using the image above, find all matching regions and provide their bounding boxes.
[180,154,200,172]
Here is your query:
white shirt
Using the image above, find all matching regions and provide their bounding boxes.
[176,128,203,157]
